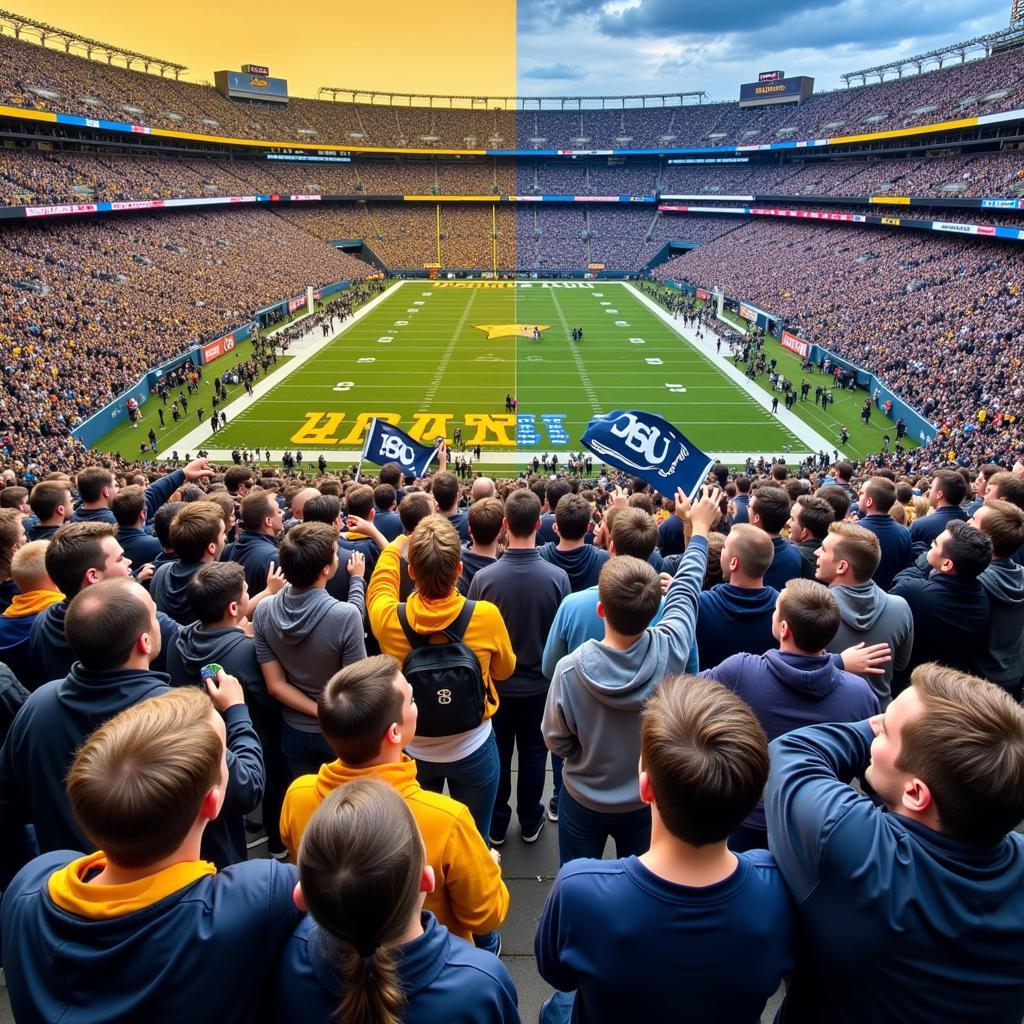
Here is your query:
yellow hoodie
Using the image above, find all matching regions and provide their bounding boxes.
[367,541,515,721]
[280,756,509,941]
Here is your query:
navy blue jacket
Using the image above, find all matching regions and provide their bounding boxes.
[2,852,301,1024]
[445,510,470,544]
[373,509,404,542]
[270,912,518,1024]
[657,514,685,557]
[468,548,571,697]
[0,664,263,869]
[25,523,59,542]
[149,560,203,625]
[696,583,779,670]
[222,530,280,596]
[456,548,497,596]
[858,513,912,591]
[764,536,811,592]
[766,720,1024,1023]
[68,506,116,525]
[907,504,968,559]
[117,526,163,570]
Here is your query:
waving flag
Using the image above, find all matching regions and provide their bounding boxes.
[361,419,440,477]
[582,410,714,500]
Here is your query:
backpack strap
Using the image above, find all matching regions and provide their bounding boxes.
[441,600,476,642]
[396,603,429,649]
[397,599,476,646]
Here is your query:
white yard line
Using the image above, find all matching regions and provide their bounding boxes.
[157,282,405,459]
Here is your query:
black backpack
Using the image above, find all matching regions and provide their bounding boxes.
[396,600,490,738]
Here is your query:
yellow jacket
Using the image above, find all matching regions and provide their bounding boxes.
[367,541,515,720]
[280,756,509,940]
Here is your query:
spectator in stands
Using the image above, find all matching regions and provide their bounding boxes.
[253,522,366,779]
[2,686,299,1024]
[223,489,283,596]
[786,495,834,577]
[301,494,359,606]
[340,484,382,577]
[69,467,117,525]
[815,484,851,523]
[816,522,914,708]
[150,501,184,571]
[908,470,968,558]
[26,480,71,542]
[696,524,778,670]
[0,541,61,685]
[0,577,264,870]
[749,486,809,590]
[543,487,719,864]
[539,494,609,592]
[765,665,1024,1023]
[272,779,518,1024]
[538,480,571,546]
[701,578,879,850]
[150,502,226,625]
[892,520,992,689]
[373,482,404,542]
[469,490,570,846]
[223,464,254,499]
[970,500,1024,695]
[366,515,515,841]
[966,464,1002,516]
[856,477,912,590]
[0,508,25,613]
[432,469,469,543]
[731,475,752,524]
[985,470,1024,510]
[111,485,163,569]
[536,675,795,1024]
[282,487,320,533]
[458,497,502,595]
[279,655,509,942]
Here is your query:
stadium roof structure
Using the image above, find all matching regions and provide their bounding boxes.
[842,20,1024,85]
[315,88,708,110]
[0,8,187,78]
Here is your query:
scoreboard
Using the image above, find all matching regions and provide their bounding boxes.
[738,75,813,108]
[214,68,289,104]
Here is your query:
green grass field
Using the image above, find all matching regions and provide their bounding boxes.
[100,281,908,471]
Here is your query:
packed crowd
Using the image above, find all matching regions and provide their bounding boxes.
[3,29,1024,150]
[1,451,1024,1023]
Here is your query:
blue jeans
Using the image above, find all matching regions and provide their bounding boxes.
[490,692,547,840]
[558,787,651,866]
[415,730,500,843]
[280,721,334,783]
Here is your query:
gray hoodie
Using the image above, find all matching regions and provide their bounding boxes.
[826,581,913,708]
[252,579,366,732]
[976,559,1024,688]
[543,536,707,813]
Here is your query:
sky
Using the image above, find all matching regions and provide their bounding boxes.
[14,0,1016,102]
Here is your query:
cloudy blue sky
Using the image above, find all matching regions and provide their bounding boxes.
[516,0,1014,100]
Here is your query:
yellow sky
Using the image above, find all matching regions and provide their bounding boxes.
[15,1,516,99]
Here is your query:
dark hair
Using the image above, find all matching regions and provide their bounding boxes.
[611,508,659,560]
[187,561,245,625]
[0,486,27,510]
[75,467,114,504]
[977,500,1024,559]
[430,471,460,512]
[303,493,343,526]
[598,556,662,635]
[45,522,118,598]
[345,484,375,519]
[398,492,433,534]
[987,471,1024,510]
[863,477,897,514]
[318,655,404,765]
[298,779,422,1024]
[240,491,276,532]
[152,502,185,550]
[111,486,146,528]
[65,578,152,670]
[833,461,854,483]
[29,480,70,521]
[468,497,505,545]
[223,465,253,495]
[545,479,571,510]
[793,495,834,540]
[279,522,337,588]
[379,462,403,488]
[169,502,224,563]
[503,489,541,539]
[735,476,751,495]
[778,578,841,652]
[642,675,769,845]
[899,664,1024,846]
[750,486,790,534]
[554,493,592,541]
[374,483,397,513]
[815,485,851,522]
[932,470,968,507]
[938,520,992,580]
[828,522,881,581]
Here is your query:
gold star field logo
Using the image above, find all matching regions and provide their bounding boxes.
[472,324,552,340]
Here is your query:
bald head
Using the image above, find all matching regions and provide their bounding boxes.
[289,487,321,521]
[471,477,496,501]
[65,578,160,671]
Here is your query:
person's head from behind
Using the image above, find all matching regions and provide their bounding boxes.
[240,489,283,536]
[0,508,26,581]
[296,779,433,1024]
[303,493,343,533]
[46,522,130,599]
[169,502,227,563]
[430,471,460,514]
[29,479,73,525]
[815,485,851,522]
[187,561,248,627]
[345,484,375,522]
[279,522,339,589]
[65,577,161,670]
[815,521,881,585]
[553,493,592,542]
[772,578,840,653]
[787,495,834,544]
[468,496,504,546]
[67,687,227,868]
[640,675,769,846]
[111,486,146,529]
[397,492,434,536]
[866,663,1024,846]
[10,539,57,594]
[406,515,461,600]
[858,476,897,516]
[720,523,773,584]
[748,486,790,536]
[610,508,659,560]
[985,471,1024,510]
[970,499,1024,559]
[318,654,416,766]
[926,520,992,580]
[152,502,185,553]
[597,556,662,638]
[502,489,540,541]
[374,483,397,514]
[928,469,968,510]
[76,466,116,506]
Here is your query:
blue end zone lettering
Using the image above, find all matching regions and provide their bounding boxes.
[541,414,570,446]
[517,413,539,446]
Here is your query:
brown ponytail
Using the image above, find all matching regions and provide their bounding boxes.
[298,778,424,1024]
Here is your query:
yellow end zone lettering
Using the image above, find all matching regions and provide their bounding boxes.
[293,412,521,447]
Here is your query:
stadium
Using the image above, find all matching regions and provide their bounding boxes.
[3,3,1024,1022]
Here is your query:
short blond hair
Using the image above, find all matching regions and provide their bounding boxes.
[407,514,462,599]
[10,540,54,592]
[66,688,222,868]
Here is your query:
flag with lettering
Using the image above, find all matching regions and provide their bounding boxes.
[582,410,715,500]
[361,419,440,477]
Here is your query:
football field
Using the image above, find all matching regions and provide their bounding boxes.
[166,281,827,470]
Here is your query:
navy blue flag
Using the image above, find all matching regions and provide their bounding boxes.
[361,419,440,477]
[582,410,715,500]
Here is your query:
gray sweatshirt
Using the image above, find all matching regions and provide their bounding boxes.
[976,559,1024,688]
[543,536,707,814]
[826,581,913,708]
[253,579,366,732]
